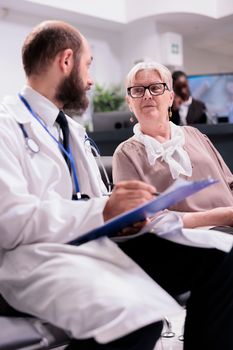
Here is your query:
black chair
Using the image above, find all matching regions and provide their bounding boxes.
[0,291,70,349]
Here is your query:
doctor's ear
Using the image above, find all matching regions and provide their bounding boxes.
[59,49,73,72]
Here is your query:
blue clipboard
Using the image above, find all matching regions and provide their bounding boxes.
[69,178,217,246]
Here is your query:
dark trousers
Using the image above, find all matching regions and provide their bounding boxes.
[67,234,233,350]
[119,234,233,350]
[66,320,163,350]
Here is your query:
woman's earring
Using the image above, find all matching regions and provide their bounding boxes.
[168,106,172,119]
[130,112,135,123]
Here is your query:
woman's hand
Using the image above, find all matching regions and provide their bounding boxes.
[103,180,156,222]
[183,207,233,228]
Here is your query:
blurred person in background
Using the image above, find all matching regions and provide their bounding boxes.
[172,70,208,125]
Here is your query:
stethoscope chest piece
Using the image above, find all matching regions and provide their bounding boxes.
[26,138,40,153]
[18,122,40,154]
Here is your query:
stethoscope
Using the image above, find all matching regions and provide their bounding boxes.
[18,94,112,199]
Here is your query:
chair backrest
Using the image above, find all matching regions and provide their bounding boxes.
[93,111,132,132]
[97,156,113,188]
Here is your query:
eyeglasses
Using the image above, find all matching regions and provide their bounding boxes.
[127,83,169,98]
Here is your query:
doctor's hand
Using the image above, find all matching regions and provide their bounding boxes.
[103,180,156,222]
[116,219,149,237]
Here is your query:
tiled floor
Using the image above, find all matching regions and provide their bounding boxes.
[155,310,186,350]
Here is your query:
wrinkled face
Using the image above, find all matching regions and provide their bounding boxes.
[173,75,190,101]
[56,37,93,114]
[127,69,174,129]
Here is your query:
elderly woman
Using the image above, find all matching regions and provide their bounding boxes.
[113,61,233,229]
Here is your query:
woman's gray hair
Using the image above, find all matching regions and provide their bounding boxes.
[126,61,173,91]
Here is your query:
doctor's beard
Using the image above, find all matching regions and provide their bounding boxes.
[55,64,89,116]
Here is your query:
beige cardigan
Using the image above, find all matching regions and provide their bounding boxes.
[113,126,233,213]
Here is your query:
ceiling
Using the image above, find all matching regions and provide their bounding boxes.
[0,1,233,58]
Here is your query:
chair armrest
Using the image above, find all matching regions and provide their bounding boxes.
[0,316,43,349]
[0,316,70,350]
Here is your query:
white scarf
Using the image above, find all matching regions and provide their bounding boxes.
[133,122,192,179]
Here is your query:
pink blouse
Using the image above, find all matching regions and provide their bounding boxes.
[113,126,233,213]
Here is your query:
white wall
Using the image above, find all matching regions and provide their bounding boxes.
[0,10,124,100]
[122,19,162,78]
[0,13,32,99]
[79,25,123,88]
[183,43,233,74]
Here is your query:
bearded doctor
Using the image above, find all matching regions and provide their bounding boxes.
[0,20,233,350]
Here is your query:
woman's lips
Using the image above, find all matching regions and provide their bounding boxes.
[142,104,156,109]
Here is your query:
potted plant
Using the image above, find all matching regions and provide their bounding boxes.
[93,84,125,112]
[92,84,132,132]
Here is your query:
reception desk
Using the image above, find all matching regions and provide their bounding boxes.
[89,123,233,171]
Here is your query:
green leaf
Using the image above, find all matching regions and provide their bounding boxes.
[93,84,125,112]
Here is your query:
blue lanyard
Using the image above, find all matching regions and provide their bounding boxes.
[18,93,82,198]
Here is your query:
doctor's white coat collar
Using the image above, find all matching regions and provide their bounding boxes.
[16,85,87,139]
[20,85,59,127]
[2,85,87,141]
[2,86,58,127]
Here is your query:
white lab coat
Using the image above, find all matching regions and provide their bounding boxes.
[0,93,232,343]
[0,94,182,343]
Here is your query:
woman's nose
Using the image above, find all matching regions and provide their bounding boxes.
[144,88,152,99]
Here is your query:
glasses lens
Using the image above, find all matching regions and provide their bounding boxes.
[149,83,165,96]
[130,86,145,97]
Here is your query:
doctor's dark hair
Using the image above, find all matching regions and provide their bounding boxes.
[22,21,83,77]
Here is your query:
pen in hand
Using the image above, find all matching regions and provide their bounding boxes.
[153,192,160,196]
[108,182,161,196]
[106,183,160,197]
